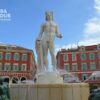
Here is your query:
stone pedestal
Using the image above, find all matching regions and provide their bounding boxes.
[9,83,89,100]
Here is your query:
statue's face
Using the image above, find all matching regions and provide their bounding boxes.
[45,12,53,21]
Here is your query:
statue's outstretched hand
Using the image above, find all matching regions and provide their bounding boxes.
[36,38,42,42]
[57,34,63,38]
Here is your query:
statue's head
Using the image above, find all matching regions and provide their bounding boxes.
[45,11,53,21]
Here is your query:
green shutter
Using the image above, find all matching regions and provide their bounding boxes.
[81,63,87,71]
[22,54,27,61]
[81,54,86,60]
[14,53,19,61]
[89,53,95,60]
[13,64,19,71]
[4,64,10,71]
[0,53,3,60]
[72,64,78,71]
[64,64,70,71]
[98,53,100,59]
[0,63,2,71]
[5,53,11,60]
[72,53,76,61]
[90,63,96,70]
[21,64,27,71]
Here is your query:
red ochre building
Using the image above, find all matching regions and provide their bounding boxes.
[56,44,100,83]
[0,44,36,83]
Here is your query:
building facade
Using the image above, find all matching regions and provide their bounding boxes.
[0,44,36,83]
[56,44,100,83]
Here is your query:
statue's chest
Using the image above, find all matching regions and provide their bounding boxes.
[44,22,56,30]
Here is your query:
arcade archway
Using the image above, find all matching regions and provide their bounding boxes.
[12,77,19,84]
[20,77,27,83]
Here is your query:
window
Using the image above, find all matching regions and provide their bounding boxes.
[64,64,70,71]
[0,52,3,60]
[4,63,11,71]
[82,74,88,81]
[0,63,2,71]
[72,63,78,71]
[91,76,98,80]
[80,53,86,60]
[21,64,27,71]
[14,53,19,61]
[89,53,95,60]
[22,54,27,61]
[99,62,100,70]
[72,53,76,61]
[63,54,68,61]
[97,44,100,50]
[98,53,100,59]
[12,64,19,71]
[81,63,87,71]
[90,62,96,70]
[5,53,11,60]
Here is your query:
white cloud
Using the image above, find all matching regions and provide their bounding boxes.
[94,0,100,14]
[82,0,100,45]
[78,36,100,46]
[84,0,100,35]
[84,17,100,35]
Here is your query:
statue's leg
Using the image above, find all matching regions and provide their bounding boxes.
[42,40,48,70]
[49,41,56,70]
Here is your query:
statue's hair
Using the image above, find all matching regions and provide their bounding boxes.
[45,11,53,21]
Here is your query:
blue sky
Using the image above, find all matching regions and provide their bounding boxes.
[0,0,100,65]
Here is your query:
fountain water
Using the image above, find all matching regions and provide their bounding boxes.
[84,71,100,82]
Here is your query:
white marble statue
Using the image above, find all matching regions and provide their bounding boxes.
[36,11,62,71]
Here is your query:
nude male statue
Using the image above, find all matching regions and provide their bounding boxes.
[36,11,62,71]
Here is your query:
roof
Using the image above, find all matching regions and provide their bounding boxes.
[56,44,100,58]
[58,44,100,53]
[0,43,33,52]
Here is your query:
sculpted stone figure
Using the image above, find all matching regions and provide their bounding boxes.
[36,11,62,71]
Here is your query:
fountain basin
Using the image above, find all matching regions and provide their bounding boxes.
[9,83,89,100]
